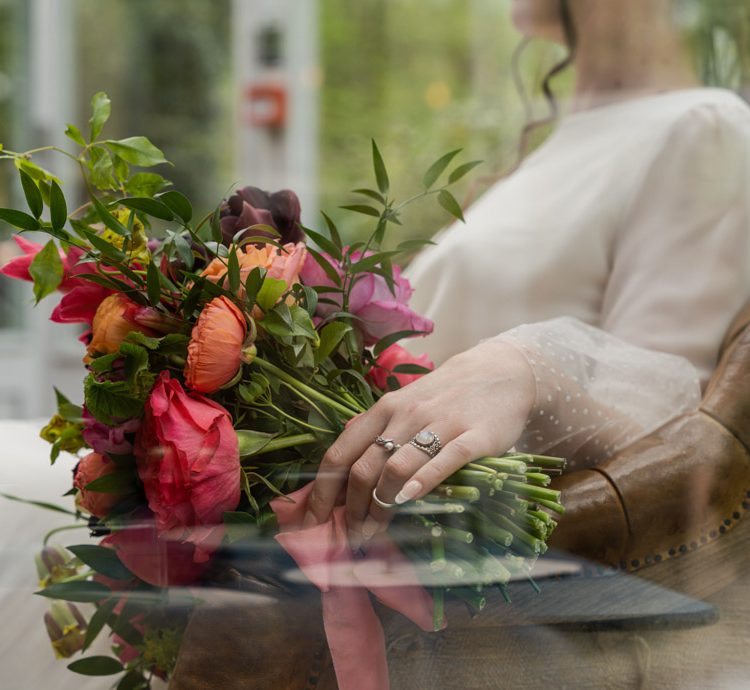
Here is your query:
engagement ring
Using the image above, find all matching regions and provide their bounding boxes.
[409,430,442,458]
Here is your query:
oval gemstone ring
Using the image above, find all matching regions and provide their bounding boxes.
[409,430,442,459]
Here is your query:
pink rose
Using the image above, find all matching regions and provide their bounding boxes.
[134,372,241,538]
[300,250,433,346]
[367,344,434,390]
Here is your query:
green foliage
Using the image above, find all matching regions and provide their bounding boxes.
[29,240,64,303]
[68,656,124,677]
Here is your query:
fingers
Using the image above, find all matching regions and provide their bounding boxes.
[344,417,429,542]
[304,406,388,526]
[394,432,486,504]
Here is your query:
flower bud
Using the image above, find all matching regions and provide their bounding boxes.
[40,414,86,455]
[44,600,88,659]
[35,544,78,588]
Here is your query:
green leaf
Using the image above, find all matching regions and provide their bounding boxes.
[118,196,174,222]
[125,172,169,197]
[315,322,352,365]
[19,169,43,218]
[67,545,134,581]
[79,228,126,262]
[438,189,465,222]
[91,195,129,236]
[84,375,145,425]
[304,227,342,261]
[244,267,266,308]
[223,511,257,543]
[89,92,112,141]
[340,204,381,218]
[0,208,40,231]
[83,598,118,651]
[158,190,192,223]
[112,153,129,183]
[68,656,124,677]
[305,247,342,286]
[396,239,436,252]
[29,240,64,303]
[371,140,389,195]
[351,188,385,204]
[320,211,343,251]
[392,363,432,375]
[88,146,117,191]
[237,429,276,457]
[146,261,161,306]
[105,137,168,167]
[256,277,287,312]
[55,387,84,421]
[83,470,136,494]
[373,330,430,357]
[448,160,483,184]
[210,206,222,243]
[423,149,462,189]
[116,670,150,690]
[0,492,77,516]
[227,248,241,294]
[37,580,111,603]
[65,123,87,147]
[49,181,68,231]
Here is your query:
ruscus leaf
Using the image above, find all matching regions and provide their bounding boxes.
[423,149,462,189]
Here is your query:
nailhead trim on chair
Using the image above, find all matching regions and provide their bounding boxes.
[619,489,750,574]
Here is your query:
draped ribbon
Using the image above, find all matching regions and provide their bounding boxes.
[271,483,443,690]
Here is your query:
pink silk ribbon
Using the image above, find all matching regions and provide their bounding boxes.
[271,483,442,690]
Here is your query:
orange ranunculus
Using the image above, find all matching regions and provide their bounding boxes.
[201,242,307,297]
[86,294,158,360]
[73,452,124,518]
[184,296,249,393]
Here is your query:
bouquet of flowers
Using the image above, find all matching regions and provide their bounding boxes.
[1,93,565,689]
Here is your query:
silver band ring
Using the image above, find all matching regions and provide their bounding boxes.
[409,430,442,459]
[372,487,396,510]
[374,435,401,453]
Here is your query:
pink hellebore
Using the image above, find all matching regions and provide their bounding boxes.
[300,250,433,346]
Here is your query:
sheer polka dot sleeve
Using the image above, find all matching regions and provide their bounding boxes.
[497,317,702,470]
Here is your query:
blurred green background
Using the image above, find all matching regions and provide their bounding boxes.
[0,0,747,417]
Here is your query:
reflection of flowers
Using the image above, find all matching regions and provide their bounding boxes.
[185,296,248,393]
[219,186,304,245]
[44,601,87,659]
[300,250,434,346]
[367,344,434,390]
[135,372,240,540]
[73,452,124,518]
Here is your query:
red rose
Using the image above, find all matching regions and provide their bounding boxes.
[135,372,241,539]
[73,452,124,518]
[367,344,434,391]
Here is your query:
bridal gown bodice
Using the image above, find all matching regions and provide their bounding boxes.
[405,88,750,467]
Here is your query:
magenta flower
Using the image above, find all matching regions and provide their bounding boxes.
[300,250,433,346]
[82,409,140,455]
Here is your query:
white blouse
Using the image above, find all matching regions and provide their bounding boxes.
[406,88,750,467]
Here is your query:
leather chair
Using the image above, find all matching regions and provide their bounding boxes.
[171,302,750,689]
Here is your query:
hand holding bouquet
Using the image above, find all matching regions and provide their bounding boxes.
[1,93,564,689]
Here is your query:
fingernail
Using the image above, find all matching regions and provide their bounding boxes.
[395,480,422,505]
[349,531,363,552]
[361,516,379,540]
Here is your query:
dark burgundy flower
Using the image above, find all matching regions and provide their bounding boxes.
[220,186,304,245]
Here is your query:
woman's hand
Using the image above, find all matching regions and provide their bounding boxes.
[304,339,536,547]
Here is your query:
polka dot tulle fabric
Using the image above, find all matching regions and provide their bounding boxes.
[499,317,702,470]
